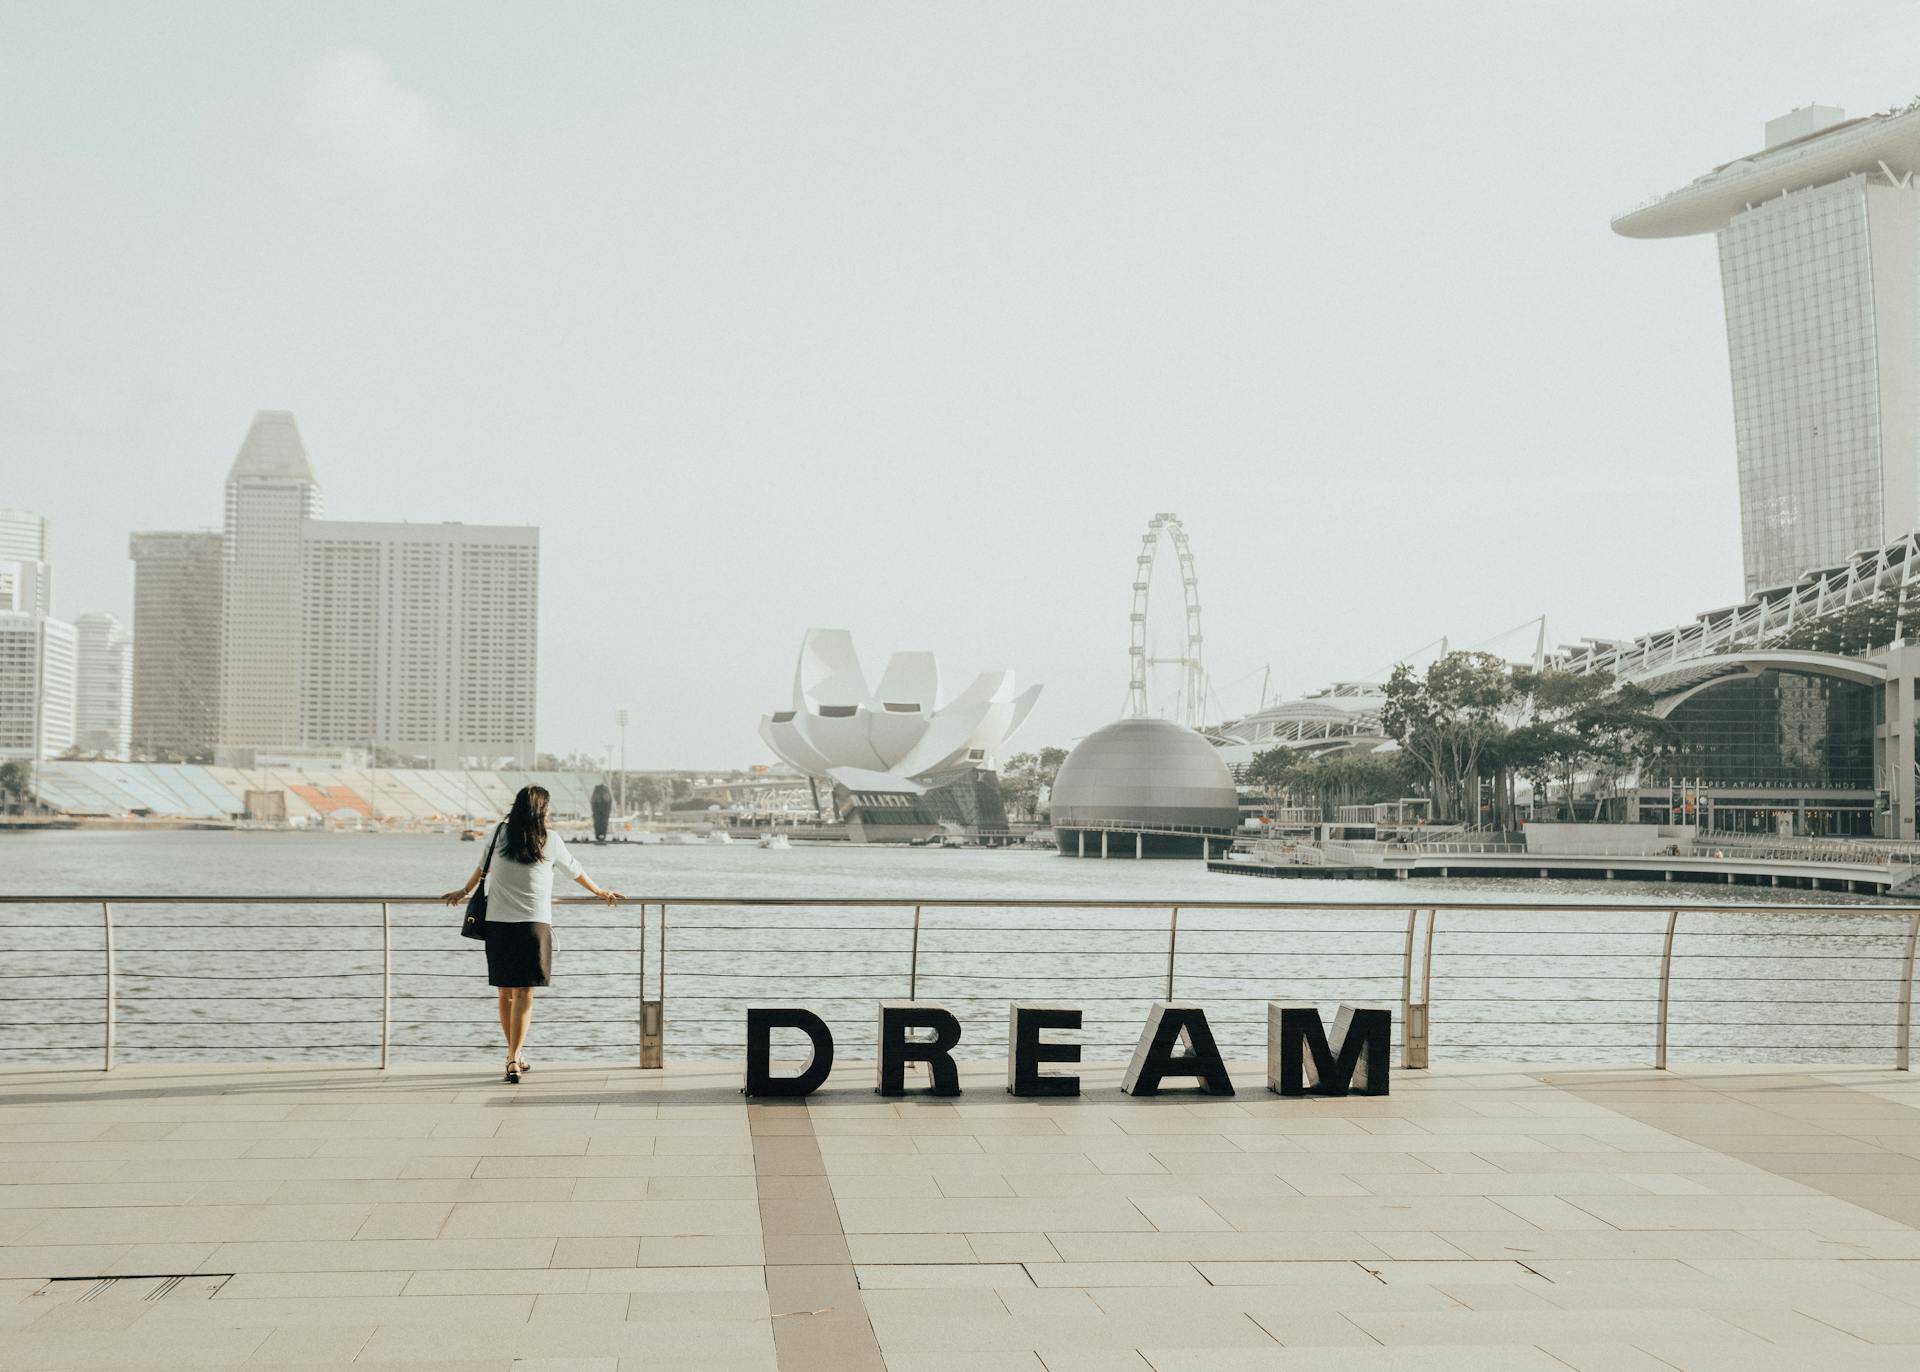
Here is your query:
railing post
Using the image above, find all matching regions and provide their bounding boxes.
[101,901,114,1073]
[1655,910,1679,1071]
[1166,907,1179,1000]
[1401,908,1432,1069]
[379,902,391,1071]
[1898,910,1919,1071]
[908,905,922,1001]
[645,901,652,1074]
[640,903,664,1069]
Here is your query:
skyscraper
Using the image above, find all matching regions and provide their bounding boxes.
[0,508,74,766]
[74,612,132,759]
[0,613,75,763]
[1617,102,1920,596]
[301,521,540,768]
[128,531,223,761]
[0,508,52,619]
[219,411,322,755]
[131,411,541,768]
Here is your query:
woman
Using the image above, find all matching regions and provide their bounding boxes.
[442,785,623,1082]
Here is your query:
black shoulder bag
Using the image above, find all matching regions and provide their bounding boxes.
[460,825,502,940]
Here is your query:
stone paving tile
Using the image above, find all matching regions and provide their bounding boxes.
[5,1061,1920,1371]
[856,1263,1033,1288]
[219,1269,414,1298]
[400,1267,589,1295]
[1140,1350,1567,1371]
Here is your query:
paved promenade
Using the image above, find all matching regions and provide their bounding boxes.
[3,1060,1920,1370]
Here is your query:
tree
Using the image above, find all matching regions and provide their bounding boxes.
[1308,750,1414,818]
[626,775,666,816]
[999,747,1071,822]
[1245,747,1302,815]
[0,760,28,813]
[1504,669,1671,821]
[1379,653,1516,824]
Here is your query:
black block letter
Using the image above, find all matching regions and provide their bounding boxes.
[744,1008,834,1098]
[1008,1003,1081,1097]
[876,1002,962,1097]
[1121,1002,1233,1096]
[1269,1003,1390,1097]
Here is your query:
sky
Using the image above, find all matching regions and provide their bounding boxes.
[5,1,1920,768]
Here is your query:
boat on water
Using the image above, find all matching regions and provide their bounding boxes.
[705,830,734,845]
[758,832,791,850]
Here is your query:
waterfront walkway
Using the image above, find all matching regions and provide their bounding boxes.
[4,1062,1920,1370]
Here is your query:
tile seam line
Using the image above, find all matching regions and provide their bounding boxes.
[751,1099,885,1372]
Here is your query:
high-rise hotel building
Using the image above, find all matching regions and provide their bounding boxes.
[130,412,540,768]
[73,612,131,758]
[0,508,74,764]
[1618,102,1920,596]
[219,410,323,756]
[0,507,53,620]
[127,531,223,760]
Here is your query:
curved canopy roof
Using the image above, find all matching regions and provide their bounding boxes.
[1615,102,1920,239]
[1624,649,1885,717]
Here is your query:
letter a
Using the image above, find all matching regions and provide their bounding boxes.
[1121,1002,1233,1096]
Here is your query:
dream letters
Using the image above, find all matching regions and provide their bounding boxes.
[741,1000,1392,1099]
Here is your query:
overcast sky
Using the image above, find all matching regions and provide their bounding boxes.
[5,2,1918,767]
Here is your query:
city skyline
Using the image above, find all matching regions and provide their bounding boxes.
[10,4,1920,766]
[127,410,542,768]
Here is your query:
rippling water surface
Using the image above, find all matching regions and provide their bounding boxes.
[2,830,1911,1069]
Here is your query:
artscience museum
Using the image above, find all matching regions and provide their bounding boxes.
[758,629,1041,839]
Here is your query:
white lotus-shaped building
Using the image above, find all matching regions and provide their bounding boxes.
[759,630,1041,791]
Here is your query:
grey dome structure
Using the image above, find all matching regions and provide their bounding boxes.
[1051,718,1240,858]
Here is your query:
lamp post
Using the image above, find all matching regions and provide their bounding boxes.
[615,709,628,817]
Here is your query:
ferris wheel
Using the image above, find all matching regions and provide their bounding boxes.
[1125,513,1206,729]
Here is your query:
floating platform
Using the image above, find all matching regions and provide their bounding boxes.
[1212,848,1909,894]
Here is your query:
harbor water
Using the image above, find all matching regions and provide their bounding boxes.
[1,831,1910,1069]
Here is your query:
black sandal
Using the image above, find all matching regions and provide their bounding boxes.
[504,1059,520,1085]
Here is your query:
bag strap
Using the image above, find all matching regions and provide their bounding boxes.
[480,823,503,876]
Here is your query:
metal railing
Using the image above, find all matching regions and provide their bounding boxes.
[1693,833,1920,866]
[2,895,1918,1073]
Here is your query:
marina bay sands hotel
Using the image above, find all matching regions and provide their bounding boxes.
[1540,101,1920,838]
[1617,101,1920,597]
[1308,101,1920,842]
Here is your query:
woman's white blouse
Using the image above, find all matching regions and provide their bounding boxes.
[484,828,588,924]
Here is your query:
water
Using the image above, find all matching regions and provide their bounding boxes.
[1,831,1911,1070]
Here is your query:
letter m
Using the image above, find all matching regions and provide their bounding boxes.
[1268,1003,1391,1097]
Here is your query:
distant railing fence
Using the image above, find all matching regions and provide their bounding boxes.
[2,897,1918,1073]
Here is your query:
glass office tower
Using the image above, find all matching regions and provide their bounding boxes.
[1618,103,1920,596]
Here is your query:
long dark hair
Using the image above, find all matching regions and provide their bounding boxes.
[503,786,549,864]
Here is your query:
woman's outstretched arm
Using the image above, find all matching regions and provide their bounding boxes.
[441,863,486,904]
[573,872,624,905]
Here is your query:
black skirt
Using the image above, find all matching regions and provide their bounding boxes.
[485,920,552,988]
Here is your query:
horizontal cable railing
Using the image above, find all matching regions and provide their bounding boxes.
[0,895,1916,1073]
